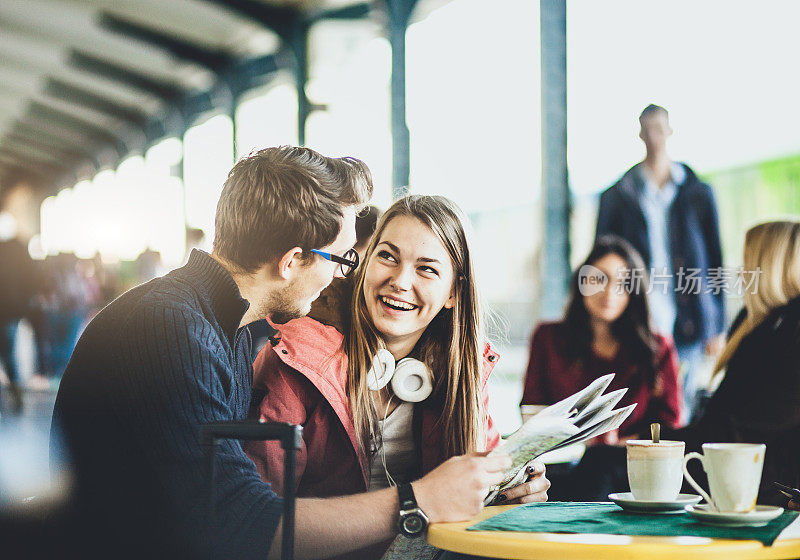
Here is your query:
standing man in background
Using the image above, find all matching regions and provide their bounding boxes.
[0,183,39,415]
[0,236,35,415]
[596,104,725,423]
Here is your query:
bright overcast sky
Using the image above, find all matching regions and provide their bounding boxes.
[567,0,800,194]
[407,0,800,208]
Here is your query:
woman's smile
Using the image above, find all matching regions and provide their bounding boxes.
[378,294,418,312]
[364,215,456,357]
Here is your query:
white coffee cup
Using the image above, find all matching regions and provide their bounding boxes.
[520,405,548,424]
[682,443,765,513]
[626,440,685,501]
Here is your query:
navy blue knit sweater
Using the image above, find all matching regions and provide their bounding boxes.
[52,250,282,558]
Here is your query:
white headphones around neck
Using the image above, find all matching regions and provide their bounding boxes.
[367,348,433,403]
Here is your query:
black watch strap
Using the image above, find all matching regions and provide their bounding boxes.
[397,482,428,537]
[397,482,417,511]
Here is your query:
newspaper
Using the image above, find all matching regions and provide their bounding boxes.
[484,373,635,505]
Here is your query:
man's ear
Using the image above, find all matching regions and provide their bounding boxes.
[277,247,305,280]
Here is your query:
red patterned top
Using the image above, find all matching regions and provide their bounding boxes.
[521,321,682,435]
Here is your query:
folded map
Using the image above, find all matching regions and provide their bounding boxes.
[484,373,635,505]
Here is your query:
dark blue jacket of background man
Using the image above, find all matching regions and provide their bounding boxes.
[596,163,725,345]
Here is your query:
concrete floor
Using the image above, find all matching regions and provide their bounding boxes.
[0,388,58,503]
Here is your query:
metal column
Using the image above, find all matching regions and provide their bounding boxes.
[540,0,571,319]
[229,96,239,160]
[291,22,311,146]
[386,0,416,199]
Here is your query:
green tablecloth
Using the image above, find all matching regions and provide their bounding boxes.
[468,502,799,546]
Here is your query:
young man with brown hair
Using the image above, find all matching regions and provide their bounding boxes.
[51,147,519,559]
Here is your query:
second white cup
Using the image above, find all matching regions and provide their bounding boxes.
[682,442,765,513]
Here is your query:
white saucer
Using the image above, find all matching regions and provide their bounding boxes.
[685,504,784,527]
[608,492,702,513]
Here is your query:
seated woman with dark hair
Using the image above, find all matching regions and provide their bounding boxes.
[520,236,682,501]
[665,221,800,506]
[521,235,682,438]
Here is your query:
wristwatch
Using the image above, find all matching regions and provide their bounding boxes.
[397,482,429,537]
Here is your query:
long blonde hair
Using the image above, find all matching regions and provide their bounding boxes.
[346,195,486,460]
[714,220,800,374]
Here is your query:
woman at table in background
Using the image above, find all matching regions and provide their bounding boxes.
[521,235,683,439]
[665,220,800,506]
[247,195,549,559]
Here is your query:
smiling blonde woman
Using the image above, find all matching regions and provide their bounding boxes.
[664,220,800,506]
[246,195,549,559]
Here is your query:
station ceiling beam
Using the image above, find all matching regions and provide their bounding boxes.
[6,130,89,154]
[203,1,370,146]
[0,1,374,195]
[0,154,66,183]
[308,3,371,23]
[69,51,187,102]
[27,102,129,158]
[96,12,242,147]
[99,13,233,74]
[14,120,105,153]
[45,78,150,127]
[231,54,281,93]
[200,1,297,41]
[0,140,76,166]
[3,135,94,166]
[0,148,74,175]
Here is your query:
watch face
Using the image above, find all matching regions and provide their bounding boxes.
[402,513,425,535]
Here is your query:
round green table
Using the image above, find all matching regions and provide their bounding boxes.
[427,504,800,560]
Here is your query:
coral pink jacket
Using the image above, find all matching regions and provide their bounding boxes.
[245,317,501,497]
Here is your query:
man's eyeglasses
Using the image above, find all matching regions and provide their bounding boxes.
[310,248,359,278]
